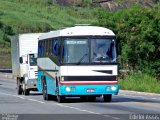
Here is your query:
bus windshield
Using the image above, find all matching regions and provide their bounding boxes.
[62,38,117,64]
[62,39,89,64]
[91,38,117,63]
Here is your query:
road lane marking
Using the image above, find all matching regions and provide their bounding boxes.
[0,92,25,99]
[52,103,121,119]
[119,94,160,100]
[119,94,160,108]
[53,103,101,114]
[0,92,121,119]
[103,115,120,120]
[131,102,160,108]
[27,98,45,104]
[103,115,120,119]
[119,90,160,97]
[0,92,45,104]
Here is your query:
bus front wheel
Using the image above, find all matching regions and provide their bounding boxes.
[103,94,112,102]
[57,95,65,103]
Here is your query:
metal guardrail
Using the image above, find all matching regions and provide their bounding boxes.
[0,69,12,73]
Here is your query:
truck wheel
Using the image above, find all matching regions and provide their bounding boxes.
[103,94,112,102]
[22,82,29,96]
[17,80,23,95]
[24,89,30,96]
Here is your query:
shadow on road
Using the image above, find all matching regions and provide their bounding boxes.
[29,93,43,96]
[112,96,160,104]
[46,96,160,104]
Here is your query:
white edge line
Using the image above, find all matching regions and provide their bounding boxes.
[27,98,45,104]
[0,92,120,119]
[0,92,45,103]
[119,94,160,100]
[0,92,25,99]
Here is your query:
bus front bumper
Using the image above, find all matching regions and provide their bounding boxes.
[59,84,119,96]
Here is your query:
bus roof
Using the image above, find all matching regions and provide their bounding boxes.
[38,26,115,40]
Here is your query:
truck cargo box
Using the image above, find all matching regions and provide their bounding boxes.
[11,33,43,77]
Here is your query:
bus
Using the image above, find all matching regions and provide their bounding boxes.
[37,25,120,103]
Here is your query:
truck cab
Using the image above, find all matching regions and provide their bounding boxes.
[20,53,38,95]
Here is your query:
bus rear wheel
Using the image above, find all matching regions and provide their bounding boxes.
[103,94,112,102]
[42,81,52,100]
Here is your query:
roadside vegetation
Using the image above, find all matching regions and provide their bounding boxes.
[96,5,160,93]
[119,72,160,94]
[0,0,159,93]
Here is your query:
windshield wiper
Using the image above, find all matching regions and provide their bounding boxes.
[111,57,117,62]
[76,53,88,65]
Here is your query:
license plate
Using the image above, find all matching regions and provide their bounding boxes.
[86,89,95,92]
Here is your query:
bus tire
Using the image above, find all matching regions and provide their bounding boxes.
[17,79,23,95]
[80,96,87,102]
[88,96,96,102]
[24,89,30,96]
[42,79,50,100]
[57,95,65,103]
[103,94,112,102]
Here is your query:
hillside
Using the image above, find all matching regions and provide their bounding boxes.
[0,0,160,93]
[0,0,160,76]
[55,0,159,10]
[0,0,98,68]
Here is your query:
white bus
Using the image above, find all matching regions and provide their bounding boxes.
[37,25,120,103]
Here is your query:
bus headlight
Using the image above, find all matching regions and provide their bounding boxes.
[66,87,71,92]
[106,86,111,91]
[61,77,64,81]
[111,86,117,91]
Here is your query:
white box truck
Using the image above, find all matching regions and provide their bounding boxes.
[11,33,43,95]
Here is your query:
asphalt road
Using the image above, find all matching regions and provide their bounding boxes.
[0,78,160,120]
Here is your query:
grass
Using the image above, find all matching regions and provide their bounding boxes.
[0,0,99,68]
[0,0,98,33]
[0,53,11,68]
[119,72,160,94]
[0,0,159,94]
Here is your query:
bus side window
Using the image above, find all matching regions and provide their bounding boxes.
[46,40,50,56]
[49,39,52,56]
[53,40,59,56]
[38,41,42,57]
[42,41,45,57]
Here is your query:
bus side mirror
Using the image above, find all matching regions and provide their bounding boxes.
[19,57,23,63]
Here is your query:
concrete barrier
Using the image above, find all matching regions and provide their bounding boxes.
[0,72,13,79]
